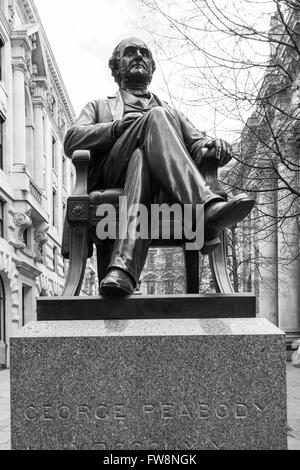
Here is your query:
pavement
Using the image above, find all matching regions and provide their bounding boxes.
[0,364,299,451]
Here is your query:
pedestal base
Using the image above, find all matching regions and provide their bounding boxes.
[10,318,287,450]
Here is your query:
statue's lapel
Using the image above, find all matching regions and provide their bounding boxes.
[107,91,124,121]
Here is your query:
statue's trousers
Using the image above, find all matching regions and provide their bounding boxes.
[101,107,221,284]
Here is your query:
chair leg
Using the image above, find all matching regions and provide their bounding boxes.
[184,249,200,294]
[96,244,113,293]
[62,225,88,296]
[209,230,235,293]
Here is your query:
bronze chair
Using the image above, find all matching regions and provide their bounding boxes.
[62,150,235,296]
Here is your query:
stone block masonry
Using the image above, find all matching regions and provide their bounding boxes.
[10,318,287,450]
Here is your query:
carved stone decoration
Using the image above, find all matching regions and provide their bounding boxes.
[11,211,32,250]
[25,53,39,96]
[46,88,56,114]
[28,77,37,96]
[25,52,32,74]
[71,204,85,218]
[58,113,66,134]
[34,226,49,262]
[68,200,89,222]
[8,0,15,29]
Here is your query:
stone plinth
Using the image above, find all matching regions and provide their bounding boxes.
[37,294,256,321]
[10,318,287,450]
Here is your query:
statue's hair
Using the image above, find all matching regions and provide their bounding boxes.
[108,40,156,86]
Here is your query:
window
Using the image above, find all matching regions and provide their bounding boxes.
[52,136,57,170]
[42,115,46,156]
[247,273,252,293]
[0,117,3,170]
[147,280,155,295]
[43,155,47,190]
[164,280,174,295]
[0,276,5,345]
[23,228,28,247]
[21,285,25,326]
[165,251,173,268]
[62,155,67,186]
[52,190,57,227]
[53,246,58,272]
[21,284,32,326]
[0,200,3,238]
[148,251,155,268]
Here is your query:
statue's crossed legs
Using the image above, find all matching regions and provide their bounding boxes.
[100,107,254,296]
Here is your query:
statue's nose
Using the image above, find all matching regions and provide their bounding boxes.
[135,49,143,58]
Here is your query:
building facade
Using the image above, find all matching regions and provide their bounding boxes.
[0,0,97,368]
[141,9,300,347]
[140,247,214,296]
[237,9,300,344]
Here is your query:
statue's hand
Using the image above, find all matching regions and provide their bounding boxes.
[113,113,143,139]
[203,138,233,166]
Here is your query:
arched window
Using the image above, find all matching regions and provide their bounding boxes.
[25,87,34,175]
[0,275,5,343]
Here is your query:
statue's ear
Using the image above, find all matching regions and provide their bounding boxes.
[152,59,156,74]
[109,54,121,86]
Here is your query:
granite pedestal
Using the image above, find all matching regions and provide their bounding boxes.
[10,316,287,450]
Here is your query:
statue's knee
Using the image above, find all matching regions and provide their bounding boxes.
[128,147,145,169]
[147,106,167,123]
[131,147,144,162]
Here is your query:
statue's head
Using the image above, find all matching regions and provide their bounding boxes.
[109,37,156,87]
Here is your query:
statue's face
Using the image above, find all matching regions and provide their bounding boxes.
[118,38,153,85]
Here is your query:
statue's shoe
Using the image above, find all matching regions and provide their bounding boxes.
[100,268,135,297]
[202,194,255,253]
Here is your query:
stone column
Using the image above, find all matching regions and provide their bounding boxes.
[277,138,300,333]
[33,104,44,188]
[13,64,26,169]
[278,213,300,332]
[258,192,279,326]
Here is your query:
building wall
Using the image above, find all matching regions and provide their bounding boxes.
[0,0,97,368]
[140,247,214,295]
[238,11,300,340]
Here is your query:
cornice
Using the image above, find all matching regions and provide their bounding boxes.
[14,259,42,279]
[43,102,66,145]
[44,49,75,125]
[18,0,76,124]
[18,0,35,23]
[11,30,33,54]
[0,6,12,40]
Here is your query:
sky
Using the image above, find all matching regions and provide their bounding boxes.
[33,0,229,132]
[34,0,163,116]
[32,0,275,140]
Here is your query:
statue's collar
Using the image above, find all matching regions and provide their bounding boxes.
[107,91,124,121]
[107,90,164,121]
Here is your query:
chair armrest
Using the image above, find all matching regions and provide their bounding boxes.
[71,150,91,196]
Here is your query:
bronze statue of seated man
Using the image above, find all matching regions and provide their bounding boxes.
[64,37,254,297]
